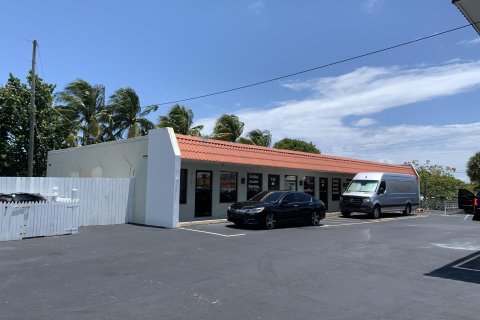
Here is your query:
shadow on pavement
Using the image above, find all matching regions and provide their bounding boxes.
[426,251,480,284]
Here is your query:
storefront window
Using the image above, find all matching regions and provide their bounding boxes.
[304,176,315,196]
[220,171,237,203]
[284,175,297,191]
[247,173,263,199]
[180,169,187,204]
[332,178,341,201]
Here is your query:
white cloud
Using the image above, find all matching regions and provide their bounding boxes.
[363,0,383,13]
[353,118,377,127]
[196,61,480,180]
[248,1,266,14]
[457,38,480,46]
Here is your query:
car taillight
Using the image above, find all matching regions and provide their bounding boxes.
[474,198,478,207]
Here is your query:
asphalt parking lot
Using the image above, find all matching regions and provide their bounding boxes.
[1,212,480,320]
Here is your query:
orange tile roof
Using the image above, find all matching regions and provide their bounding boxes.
[176,134,417,176]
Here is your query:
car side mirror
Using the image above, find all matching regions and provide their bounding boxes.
[280,199,289,205]
[378,188,385,195]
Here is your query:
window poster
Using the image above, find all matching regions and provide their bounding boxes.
[332,178,341,201]
[304,176,315,196]
[220,171,237,203]
[247,173,262,199]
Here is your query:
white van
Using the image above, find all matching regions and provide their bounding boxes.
[339,172,420,219]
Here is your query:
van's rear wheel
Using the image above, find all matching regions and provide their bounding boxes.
[403,204,412,216]
[341,211,351,217]
[370,206,381,219]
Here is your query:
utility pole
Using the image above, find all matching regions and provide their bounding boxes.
[27,40,37,177]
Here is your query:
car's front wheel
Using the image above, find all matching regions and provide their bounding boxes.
[311,211,321,226]
[264,213,277,230]
[341,210,351,217]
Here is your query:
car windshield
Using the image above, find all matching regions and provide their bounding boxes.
[249,191,284,203]
[346,180,379,193]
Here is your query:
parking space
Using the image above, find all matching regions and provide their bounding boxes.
[321,212,428,227]
[1,213,479,320]
[179,212,428,236]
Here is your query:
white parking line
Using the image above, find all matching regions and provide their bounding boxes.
[179,227,246,238]
[452,253,480,272]
[323,215,426,227]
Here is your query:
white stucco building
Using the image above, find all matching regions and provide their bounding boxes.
[47,128,417,228]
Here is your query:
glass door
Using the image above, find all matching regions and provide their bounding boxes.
[195,171,212,217]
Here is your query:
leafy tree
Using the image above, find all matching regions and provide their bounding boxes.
[273,138,320,154]
[157,104,203,136]
[212,114,244,142]
[55,79,106,145]
[0,73,68,176]
[407,160,467,207]
[467,151,480,184]
[107,88,155,138]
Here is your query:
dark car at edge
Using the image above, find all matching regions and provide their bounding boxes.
[227,191,326,229]
[458,189,480,220]
[0,192,46,203]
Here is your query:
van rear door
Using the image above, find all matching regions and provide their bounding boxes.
[458,189,475,212]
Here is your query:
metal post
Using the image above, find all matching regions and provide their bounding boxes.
[27,40,37,177]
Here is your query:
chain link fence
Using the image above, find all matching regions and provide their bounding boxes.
[419,198,466,215]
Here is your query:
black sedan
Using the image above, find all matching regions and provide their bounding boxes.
[227,191,326,229]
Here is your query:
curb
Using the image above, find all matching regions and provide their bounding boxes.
[179,219,228,227]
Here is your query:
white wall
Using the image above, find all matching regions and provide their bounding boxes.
[0,177,133,226]
[145,128,181,228]
[47,136,148,224]
[179,160,354,221]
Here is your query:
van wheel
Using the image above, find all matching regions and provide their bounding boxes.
[403,204,412,216]
[370,206,381,219]
[341,211,351,217]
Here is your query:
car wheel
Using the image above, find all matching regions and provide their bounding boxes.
[370,206,381,219]
[341,211,351,217]
[311,211,321,226]
[403,204,412,216]
[264,213,277,230]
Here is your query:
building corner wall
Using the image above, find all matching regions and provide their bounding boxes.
[145,128,181,228]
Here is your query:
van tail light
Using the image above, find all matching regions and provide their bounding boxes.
[474,198,478,207]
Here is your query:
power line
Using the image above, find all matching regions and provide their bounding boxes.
[36,43,46,80]
[146,21,480,108]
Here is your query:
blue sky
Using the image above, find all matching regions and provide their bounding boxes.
[1,0,479,180]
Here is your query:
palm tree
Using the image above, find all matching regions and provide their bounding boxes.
[246,129,272,147]
[107,88,155,138]
[55,79,106,145]
[212,114,244,142]
[157,104,203,136]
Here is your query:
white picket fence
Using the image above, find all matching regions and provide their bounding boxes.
[0,177,134,241]
[0,201,79,241]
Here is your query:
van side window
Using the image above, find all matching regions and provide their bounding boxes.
[379,181,386,193]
